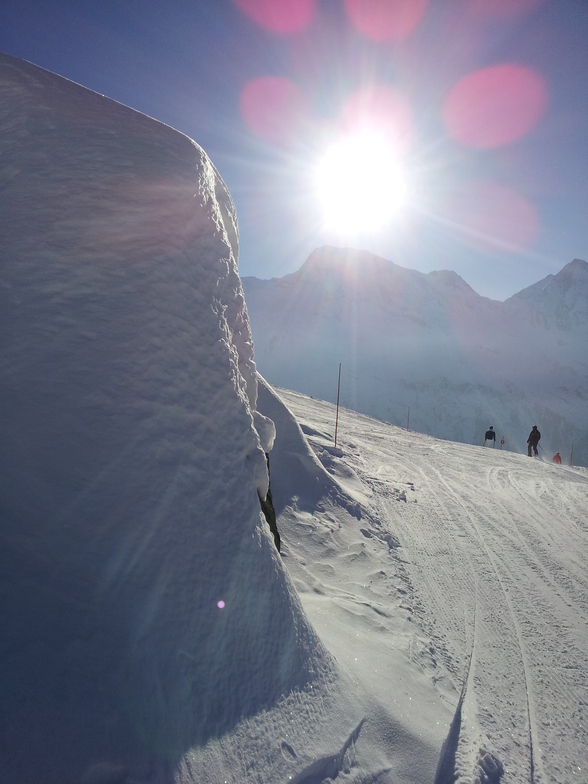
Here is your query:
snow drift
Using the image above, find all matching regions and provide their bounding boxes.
[243,246,588,466]
[0,53,335,782]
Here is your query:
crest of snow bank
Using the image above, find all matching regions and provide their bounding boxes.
[0,53,326,781]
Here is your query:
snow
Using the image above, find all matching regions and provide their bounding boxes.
[2,52,588,784]
[242,246,588,467]
[0,52,334,783]
[260,385,588,784]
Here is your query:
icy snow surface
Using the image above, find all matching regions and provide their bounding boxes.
[260,385,588,784]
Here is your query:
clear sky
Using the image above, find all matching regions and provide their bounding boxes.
[2,0,587,300]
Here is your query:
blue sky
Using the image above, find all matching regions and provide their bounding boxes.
[2,0,587,300]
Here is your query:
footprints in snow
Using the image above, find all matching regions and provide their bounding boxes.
[474,749,504,784]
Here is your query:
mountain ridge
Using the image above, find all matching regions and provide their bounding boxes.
[505,258,588,330]
[242,246,588,465]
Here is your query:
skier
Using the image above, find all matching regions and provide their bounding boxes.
[484,426,496,447]
[527,425,541,457]
[552,452,562,464]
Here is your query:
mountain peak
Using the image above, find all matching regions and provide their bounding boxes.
[559,258,588,277]
[505,258,588,330]
[426,268,476,294]
[300,245,395,275]
[548,258,588,292]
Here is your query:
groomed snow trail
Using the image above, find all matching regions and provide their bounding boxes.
[276,388,588,784]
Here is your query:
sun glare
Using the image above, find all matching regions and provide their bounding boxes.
[315,132,406,235]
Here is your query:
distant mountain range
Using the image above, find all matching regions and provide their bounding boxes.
[242,247,588,466]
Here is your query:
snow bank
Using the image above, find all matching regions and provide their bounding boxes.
[0,53,330,782]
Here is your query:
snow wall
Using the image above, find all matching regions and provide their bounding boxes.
[0,53,328,782]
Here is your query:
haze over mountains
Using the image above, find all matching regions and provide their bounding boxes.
[243,247,588,466]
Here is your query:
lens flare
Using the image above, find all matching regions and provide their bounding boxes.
[240,77,309,147]
[444,180,539,251]
[217,600,225,609]
[344,0,428,42]
[232,0,315,33]
[443,64,548,148]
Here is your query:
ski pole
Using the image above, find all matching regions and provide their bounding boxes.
[334,363,341,448]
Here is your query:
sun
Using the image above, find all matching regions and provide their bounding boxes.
[314,131,407,235]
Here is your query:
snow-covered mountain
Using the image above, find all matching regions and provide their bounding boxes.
[243,247,588,466]
[506,257,588,331]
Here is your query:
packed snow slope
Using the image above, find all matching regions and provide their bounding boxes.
[243,246,588,467]
[258,384,588,784]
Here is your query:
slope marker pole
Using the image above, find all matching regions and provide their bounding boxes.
[334,363,341,448]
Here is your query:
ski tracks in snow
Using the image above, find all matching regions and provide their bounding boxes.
[370,440,588,784]
[366,461,511,784]
[279,390,588,784]
[424,460,538,784]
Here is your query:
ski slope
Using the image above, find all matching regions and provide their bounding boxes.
[261,385,588,784]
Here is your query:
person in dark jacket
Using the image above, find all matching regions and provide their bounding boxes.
[484,426,496,447]
[527,425,541,456]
